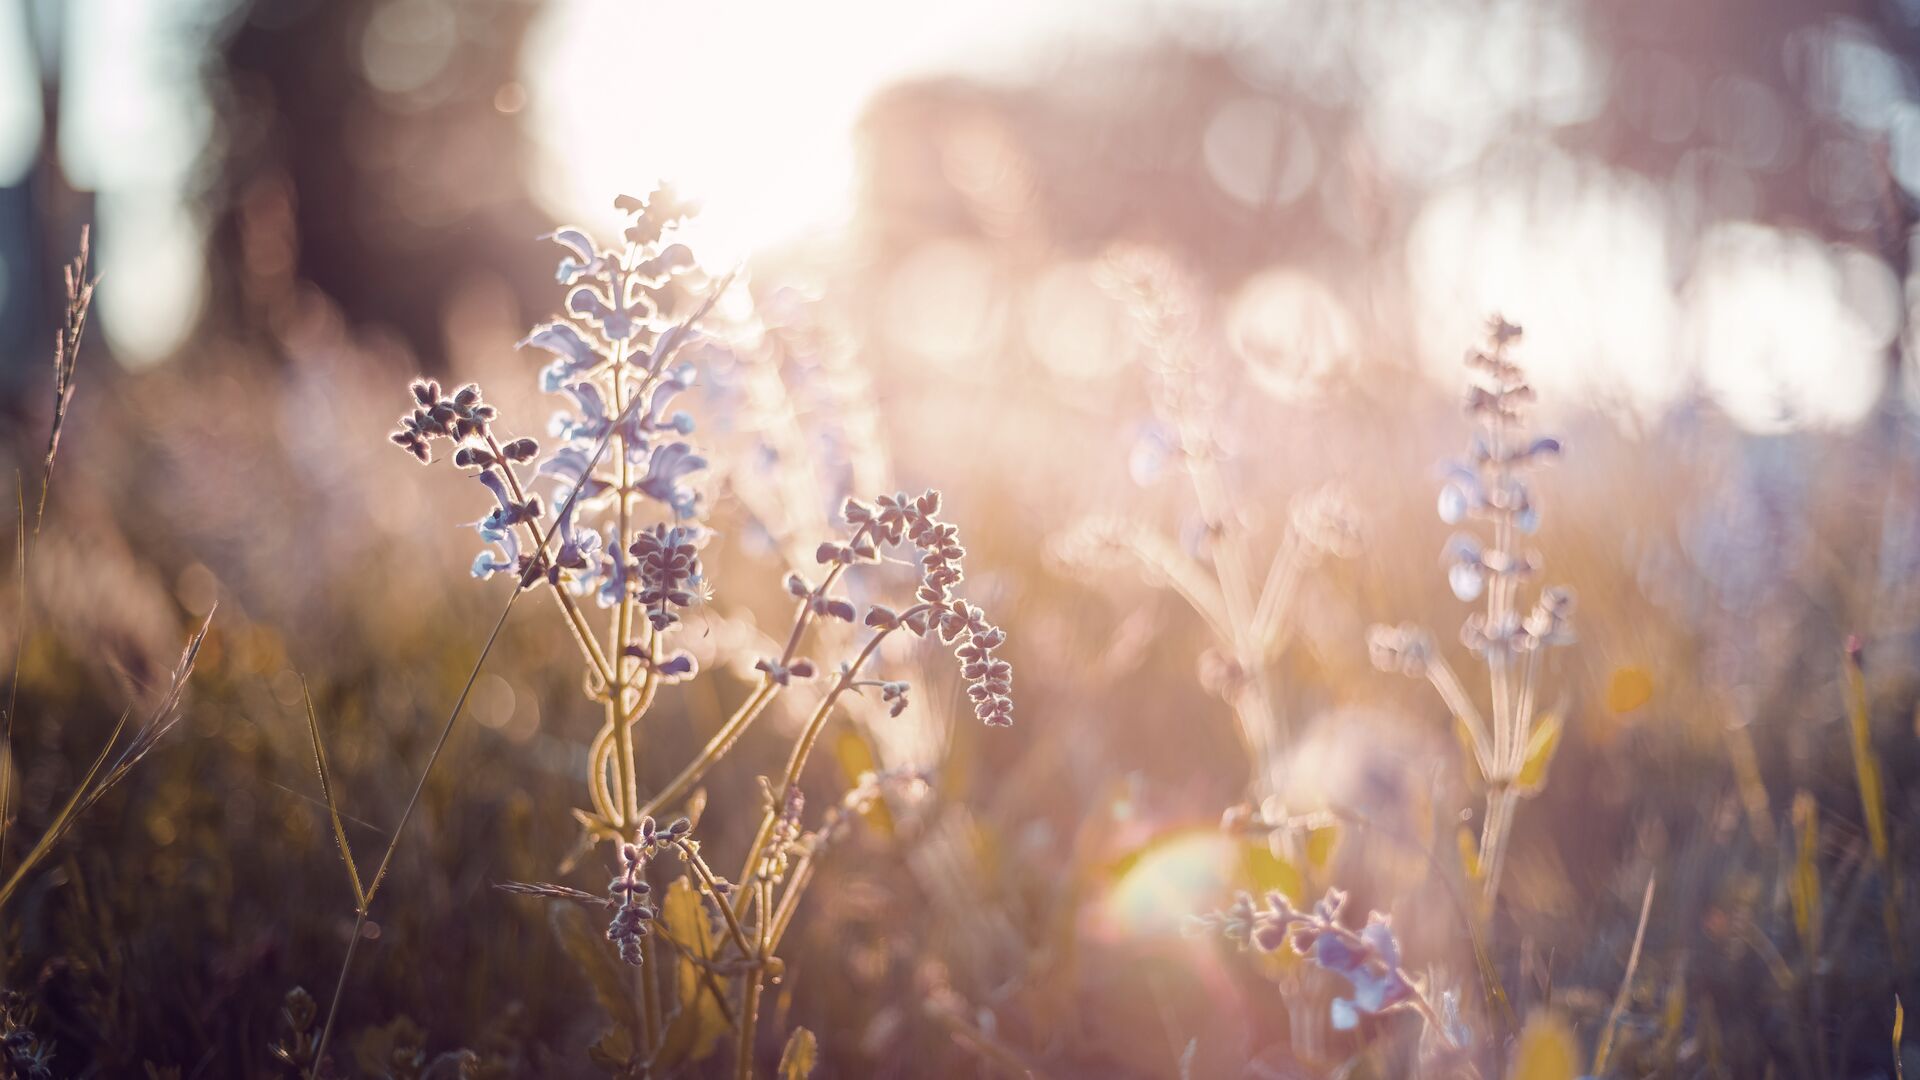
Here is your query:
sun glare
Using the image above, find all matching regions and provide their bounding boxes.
[519,0,1126,268]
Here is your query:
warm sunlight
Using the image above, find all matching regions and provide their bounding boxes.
[8,1,1920,1075]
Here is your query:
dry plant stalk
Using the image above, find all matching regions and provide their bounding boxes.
[0,228,214,916]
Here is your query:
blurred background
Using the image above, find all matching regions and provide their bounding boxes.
[4,0,1920,1075]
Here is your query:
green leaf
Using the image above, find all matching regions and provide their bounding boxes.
[778,1027,818,1079]
[1844,644,1891,864]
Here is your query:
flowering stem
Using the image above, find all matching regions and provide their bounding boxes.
[1425,655,1493,781]
[635,525,874,826]
[312,910,366,1078]
[671,837,756,960]
[735,615,909,899]
[1251,530,1306,659]
[484,434,615,688]
[725,611,918,1078]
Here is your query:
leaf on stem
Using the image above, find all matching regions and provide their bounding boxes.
[656,877,729,1067]
[1514,712,1564,796]
[777,1027,818,1079]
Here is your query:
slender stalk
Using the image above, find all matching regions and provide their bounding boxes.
[314,340,665,1070]
[485,434,614,687]
[736,977,762,1080]
[0,706,133,911]
[673,837,756,959]
[724,613,918,1079]
[313,911,367,1077]
[1593,874,1657,1074]
[609,307,640,828]
[1425,656,1494,781]
[735,618,906,897]
[636,681,775,821]
[1,482,24,874]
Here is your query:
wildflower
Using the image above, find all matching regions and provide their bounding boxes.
[1209,889,1425,1034]
[1290,485,1363,560]
[520,321,605,392]
[388,380,497,463]
[1368,317,1574,902]
[755,657,818,685]
[471,521,521,581]
[607,841,656,966]
[630,524,704,630]
[547,227,611,285]
[634,441,707,518]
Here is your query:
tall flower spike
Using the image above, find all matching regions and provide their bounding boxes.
[1367,317,1573,904]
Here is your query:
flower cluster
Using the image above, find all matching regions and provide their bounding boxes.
[389,380,498,464]
[1426,317,1575,654]
[0,991,53,1080]
[389,188,720,607]
[604,815,693,966]
[606,839,655,965]
[631,524,704,631]
[822,491,1014,727]
[394,193,1014,1059]
[1200,889,1418,1033]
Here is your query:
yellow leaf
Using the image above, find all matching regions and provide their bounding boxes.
[656,877,730,1067]
[1789,792,1822,958]
[1514,713,1564,796]
[1844,643,1890,864]
[1512,1011,1580,1080]
[1606,667,1654,713]
[1240,840,1303,906]
[1457,826,1482,882]
[1661,973,1686,1038]
[778,1026,819,1079]
[1305,823,1341,873]
[1896,996,1906,1080]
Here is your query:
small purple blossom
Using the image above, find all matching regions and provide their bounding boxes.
[635,442,707,519]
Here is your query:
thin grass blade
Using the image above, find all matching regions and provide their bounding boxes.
[303,677,366,911]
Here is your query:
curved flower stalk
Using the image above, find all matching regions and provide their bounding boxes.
[1367,317,1574,906]
[714,290,948,771]
[1196,888,1473,1067]
[388,191,1012,1076]
[1055,248,1360,803]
